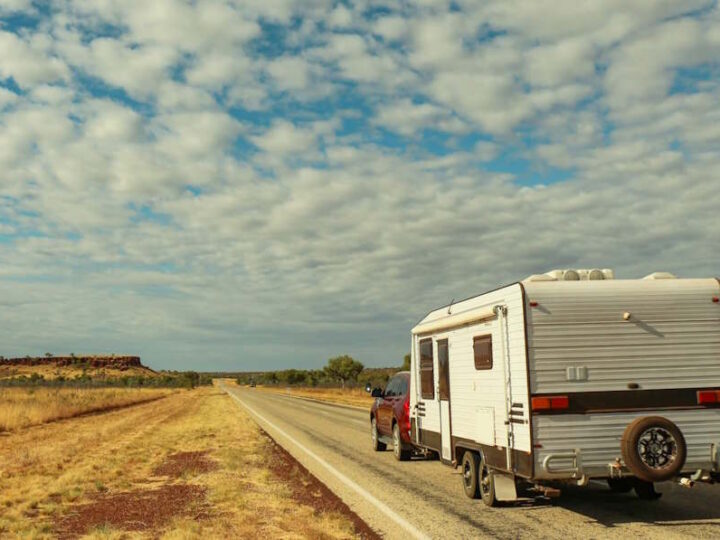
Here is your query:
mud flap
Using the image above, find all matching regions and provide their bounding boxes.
[493,472,518,502]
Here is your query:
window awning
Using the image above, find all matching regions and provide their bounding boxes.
[412,306,497,335]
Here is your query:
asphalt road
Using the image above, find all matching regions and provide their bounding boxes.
[224,386,720,539]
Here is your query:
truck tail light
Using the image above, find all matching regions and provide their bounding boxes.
[403,399,411,432]
[531,395,569,411]
[697,390,720,404]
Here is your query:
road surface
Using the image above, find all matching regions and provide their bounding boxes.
[224,385,720,539]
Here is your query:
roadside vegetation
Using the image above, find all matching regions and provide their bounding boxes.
[1,367,212,389]
[0,387,174,431]
[233,354,411,390]
[232,354,411,409]
[0,386,372,538]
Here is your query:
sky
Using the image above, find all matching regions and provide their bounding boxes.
[1,1,719,372]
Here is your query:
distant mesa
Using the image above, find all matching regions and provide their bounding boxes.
[0,355,149,371]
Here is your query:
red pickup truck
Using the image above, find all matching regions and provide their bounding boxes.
[368,371,414,460]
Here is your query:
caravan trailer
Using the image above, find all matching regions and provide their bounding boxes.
[408,269,720,505]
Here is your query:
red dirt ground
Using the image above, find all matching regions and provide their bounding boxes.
[153,450,218,478]
[265,432,381,540]
[54,484,209,538]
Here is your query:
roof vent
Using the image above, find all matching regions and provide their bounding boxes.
[523,268,615,282]
[643,272,677,280]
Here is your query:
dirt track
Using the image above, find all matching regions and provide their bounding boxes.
[226,385,720,540]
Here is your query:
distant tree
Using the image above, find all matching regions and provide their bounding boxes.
[402,353,411,371]
[45,352,53,358]
[324,355,364,388]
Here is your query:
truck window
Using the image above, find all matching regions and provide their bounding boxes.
[385,377,397,397]
[473,335,493,370]
[419,338,434,399]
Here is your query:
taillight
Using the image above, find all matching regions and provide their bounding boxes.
[403,400,410,432]
[698,390,720,404]
[531,395,569,411]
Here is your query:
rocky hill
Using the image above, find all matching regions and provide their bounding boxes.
[0,355,144,369]
[0,355,157,381]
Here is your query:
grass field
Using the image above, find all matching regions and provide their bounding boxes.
[0,386,368,538]
[256,386,374,408]
[0,387,173,431]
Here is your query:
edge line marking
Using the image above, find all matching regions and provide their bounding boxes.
[222,386,430,540]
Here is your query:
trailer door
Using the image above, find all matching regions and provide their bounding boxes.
[437,338,452,461]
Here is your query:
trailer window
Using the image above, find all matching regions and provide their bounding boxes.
[419,338,434,399]
[437,339,449,401]
[473,335,493,370]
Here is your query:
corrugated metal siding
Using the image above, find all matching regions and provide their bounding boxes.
[533,409,720,478]
[412,284,531,452]
[524,279,720,393]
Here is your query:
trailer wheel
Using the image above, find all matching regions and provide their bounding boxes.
[607,478,633,493]
[371,417,386,452]
[479,454,499,507]
[621,416,686,482]
[461,451,480,499]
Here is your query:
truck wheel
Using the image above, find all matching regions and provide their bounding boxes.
[479,455,499,507]
[607,478,633,493]
[392,423,411,461]
[634,480,662,500]
[461,451,480,499]
[621,416,686,482]
[371,417,386,451]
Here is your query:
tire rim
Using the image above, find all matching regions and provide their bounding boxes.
[371,419,377,446]
[637,426,677,469]
[480,463,491,497]
[462,459,473,490]
[393,426,400,457]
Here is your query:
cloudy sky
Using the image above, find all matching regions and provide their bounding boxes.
[1,1,719,371]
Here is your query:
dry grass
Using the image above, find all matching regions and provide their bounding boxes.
[256,386,374,408]
[0,387,173,431]
[0,386,364,538]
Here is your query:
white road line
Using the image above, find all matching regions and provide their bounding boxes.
[223,386,430,540]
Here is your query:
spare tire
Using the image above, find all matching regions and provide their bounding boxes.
[621,416,686,482]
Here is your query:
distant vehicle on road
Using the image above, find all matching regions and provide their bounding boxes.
[367,372,414,461]
[407,269,720,506]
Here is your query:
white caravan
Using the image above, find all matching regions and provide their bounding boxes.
[409,269,720,505]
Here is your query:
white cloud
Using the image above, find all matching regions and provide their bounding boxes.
[373,98,468,136]
[251,120,317,155]
[266,56,312,92]
[0,31,69,87]
[524,39,595,87]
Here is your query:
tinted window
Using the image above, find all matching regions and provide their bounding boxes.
[473,335,493,370]
[386,376,406,397]
[419,338,434,399]
[438,339,449,400]
[396,376,408,396]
